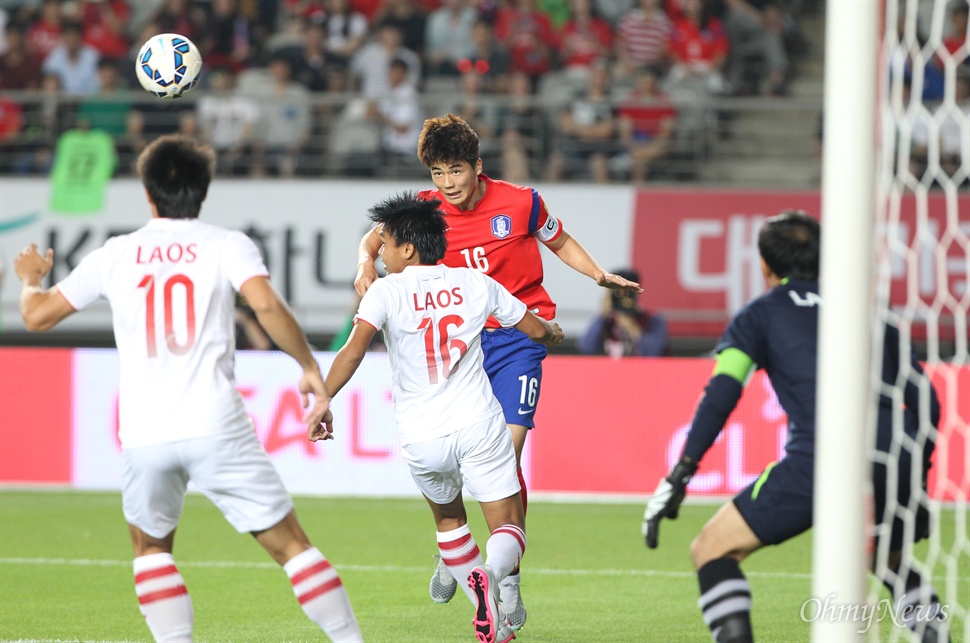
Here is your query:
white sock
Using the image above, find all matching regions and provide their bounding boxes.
[133,553,193,642]
[437,524,483,605]
[485,524,526,581]
[285,547,362,642]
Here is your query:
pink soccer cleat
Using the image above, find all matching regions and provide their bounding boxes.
[468,565,515,643]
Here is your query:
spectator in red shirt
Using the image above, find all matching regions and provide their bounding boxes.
[665,0,726,138]
[667,0,727,93]
[1,22,43,89]
[81,0,130,61]
[617,65,677,181]
[559,0,614,72]
[494,0,560,80]
[27,0,63,59]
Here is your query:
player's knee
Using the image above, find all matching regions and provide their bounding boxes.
[690,532,711,570]
[690,526,726,569]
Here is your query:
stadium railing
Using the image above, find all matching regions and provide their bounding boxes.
[0,88,824,187]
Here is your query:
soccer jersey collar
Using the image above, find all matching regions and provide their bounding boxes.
[402,264,447,276]
[145,217,197,229]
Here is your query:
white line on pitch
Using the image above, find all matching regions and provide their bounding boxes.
[0,556,808,579]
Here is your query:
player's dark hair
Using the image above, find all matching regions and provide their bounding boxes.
[758,210,821,281]
[417,113,480,168]
[137,134,216,219]
[368,192,448,264]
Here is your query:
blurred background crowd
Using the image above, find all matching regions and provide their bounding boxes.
[0,0,966,185]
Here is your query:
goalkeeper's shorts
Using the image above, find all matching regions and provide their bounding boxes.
[733,455,814,546]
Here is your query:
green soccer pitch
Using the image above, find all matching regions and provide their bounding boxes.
[0,490,965,642]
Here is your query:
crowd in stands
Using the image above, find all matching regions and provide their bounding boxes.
[0,0,966,182]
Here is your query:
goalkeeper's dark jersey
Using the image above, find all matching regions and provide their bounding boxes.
[715,279,820,458]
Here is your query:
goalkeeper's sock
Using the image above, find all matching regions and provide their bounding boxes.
[437,524,483,605]
[133,552,193,642]
[697,558,753,643]
[284,547,362,642]
[888,569,948,640]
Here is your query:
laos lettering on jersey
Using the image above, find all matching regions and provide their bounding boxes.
[412,287,464,311]
[136,243,198,264]
[789,291,822,307]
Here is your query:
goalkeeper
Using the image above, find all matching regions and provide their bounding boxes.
[642,211,946,643]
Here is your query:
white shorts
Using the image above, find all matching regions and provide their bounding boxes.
[122,430,293,539]
[401,413,520,505]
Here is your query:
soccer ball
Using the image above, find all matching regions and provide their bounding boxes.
[135,34,203,99]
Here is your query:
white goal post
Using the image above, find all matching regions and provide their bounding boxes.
[812,0,878,641]
[814,0,969,641]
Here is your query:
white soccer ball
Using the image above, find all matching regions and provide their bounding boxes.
[135,33,203,99]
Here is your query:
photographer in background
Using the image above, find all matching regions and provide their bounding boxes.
[578,268,668,357]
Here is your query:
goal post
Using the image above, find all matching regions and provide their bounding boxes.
[814,0,969,641]
[811,0,879,641]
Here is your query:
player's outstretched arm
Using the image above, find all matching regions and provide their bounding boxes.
[514,311,564,345]
[324,321,375,397]
[312,322,376,441]
[354,226,383,296]
[15,244,74,332]
[543,231,644,293]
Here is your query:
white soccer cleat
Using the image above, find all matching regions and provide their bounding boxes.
[429,554,458,604]
[500,579,527,631]
[469,565,515,643]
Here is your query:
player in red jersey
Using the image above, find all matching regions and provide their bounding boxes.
[355,113,642,631]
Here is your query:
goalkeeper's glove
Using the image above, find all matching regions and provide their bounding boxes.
[642,457,698,549]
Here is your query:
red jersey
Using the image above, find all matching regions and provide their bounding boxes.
[669,16,727,67]
[418,175,563,327]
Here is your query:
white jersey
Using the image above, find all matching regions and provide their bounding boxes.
[355,264,527,445]
[56,217,269,449]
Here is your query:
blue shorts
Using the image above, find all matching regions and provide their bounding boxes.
[733,455,814,546]
[481,327,547,429]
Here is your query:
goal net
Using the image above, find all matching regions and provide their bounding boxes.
[867,0,968,641]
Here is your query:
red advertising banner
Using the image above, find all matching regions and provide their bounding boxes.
[0,349,965,502]
[632,189,970,338]
[531,356,968,502]
[531,357,786,497]
[0,348,73,483]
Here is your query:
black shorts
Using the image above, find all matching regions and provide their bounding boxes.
[733,455,814,546]
[733,453,931,551]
